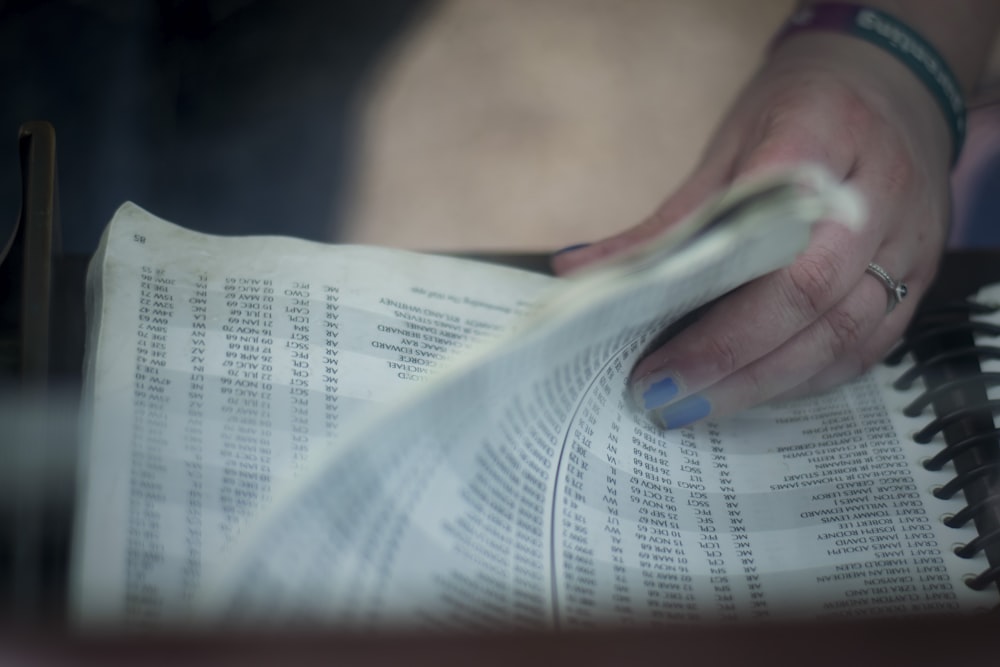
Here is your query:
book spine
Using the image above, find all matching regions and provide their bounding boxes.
[886,299,1000,597]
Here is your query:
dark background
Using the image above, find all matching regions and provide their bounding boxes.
[1,0,429,253]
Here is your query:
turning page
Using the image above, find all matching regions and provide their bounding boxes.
[75,167,978,629]
[198,168,987,627]
[73,204,554,624]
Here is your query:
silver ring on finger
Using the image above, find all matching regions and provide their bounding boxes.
[865,262,908,314]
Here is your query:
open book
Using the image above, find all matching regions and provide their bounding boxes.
[72,167,996,629]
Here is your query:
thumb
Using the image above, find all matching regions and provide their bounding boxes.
[550,165,730,276]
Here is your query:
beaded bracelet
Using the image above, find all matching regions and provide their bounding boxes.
[772,3,966,165]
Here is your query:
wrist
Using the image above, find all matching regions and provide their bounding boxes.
[761,32,951,174]
[771,3,965,164]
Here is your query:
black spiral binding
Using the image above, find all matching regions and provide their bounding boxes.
[888,299,1000,596]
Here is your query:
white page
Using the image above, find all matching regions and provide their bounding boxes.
[77,167,955,629]
[73,204,555,625]
[549,361,991,624]
[202,171,979,628]
[213,324,993,627]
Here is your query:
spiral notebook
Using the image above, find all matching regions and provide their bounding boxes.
[72,201,1000,626]
[886,282,1000,598]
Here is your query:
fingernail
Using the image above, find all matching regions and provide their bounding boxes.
[657,394,711,429]
[552,243,590,257]
[639,374,680,410]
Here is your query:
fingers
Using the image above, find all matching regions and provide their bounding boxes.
[552,83,876,281]
[550,102,854,277]
[552,60,949,431]
[630,218,869,397]
[550,167,728,276]
[626,130,944,428]
[646,262,919,428]
[639,242,938,428]
[771,272,931,404]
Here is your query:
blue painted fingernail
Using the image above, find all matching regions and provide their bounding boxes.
[658,394,711,429]
[641,375,679,410]
[552,243,590,256]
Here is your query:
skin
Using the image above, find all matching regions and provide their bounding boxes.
[552,1,1000,429]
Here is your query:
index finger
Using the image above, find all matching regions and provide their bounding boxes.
[631,218,871,411]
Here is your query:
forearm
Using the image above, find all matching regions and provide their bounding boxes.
[797,0,1000,92]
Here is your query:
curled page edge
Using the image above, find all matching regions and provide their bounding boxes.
[569,163,866,278]
[196,163,861,622]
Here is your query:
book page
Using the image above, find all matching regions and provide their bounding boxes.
[214,319,993,627]
[72,204,555,625]
[202,170,982,627]
[548,361,992,624]
[80,168,962,629]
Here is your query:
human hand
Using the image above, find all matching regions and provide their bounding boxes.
[552,32,953,428]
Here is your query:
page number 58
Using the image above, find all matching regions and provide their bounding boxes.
[134,234,146,244]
